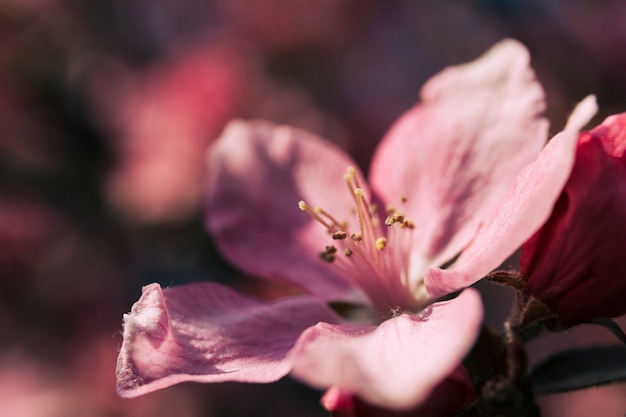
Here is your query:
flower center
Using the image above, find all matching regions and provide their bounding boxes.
[299,166,425,314]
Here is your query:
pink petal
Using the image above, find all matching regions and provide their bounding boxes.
[206,120,367,302]
[522,112,626,323]
[116,282,342,397]
[425,97,597,299]
[290,289,483,411]
[321,366,475,417]
[370,39,548,269]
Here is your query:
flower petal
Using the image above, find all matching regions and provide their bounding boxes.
[321,366,475,417]
[370,39,548,270]
[425,97,597,298]
[522,112,626,323]
[116,282,342,397]
[289,288,483,411]
[206,120,367,302]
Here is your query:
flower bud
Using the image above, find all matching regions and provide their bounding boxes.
[521,113,626,324]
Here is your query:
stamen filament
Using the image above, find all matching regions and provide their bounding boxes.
[316,206,345,231]
[298,166,423,315]
[354,188,368,247]
[299,200,333,231]
[347,166,362,190]
[358,190,379,239]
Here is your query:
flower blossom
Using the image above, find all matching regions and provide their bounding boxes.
[521,113,626,325]
[116,40,596,411]
[89,42,249,222]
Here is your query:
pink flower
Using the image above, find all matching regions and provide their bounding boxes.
[521,113,626,324]
[89,42,249,222]
[116,40,595,411]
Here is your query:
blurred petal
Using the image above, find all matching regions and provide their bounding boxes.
[322,386,357,417]
[92,43,249,223]
[116,282,341,397]
[290,289,482,410]
[206,120,367,302]
[425,96,597,298]
[522,112,626,323]
[370,39,548,270]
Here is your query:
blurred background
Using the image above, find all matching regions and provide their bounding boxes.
[1,0,626,415]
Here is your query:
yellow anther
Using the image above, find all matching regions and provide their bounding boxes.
[385,212,406,226]
[402,219,415,229]
[303,168,415,279]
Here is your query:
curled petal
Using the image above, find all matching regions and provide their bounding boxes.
[370,39,548,270]
[206,120,367,302]
[116,282,342,397]
[425,96,597,299]
[522,112,626,323]
[290,289,483,411]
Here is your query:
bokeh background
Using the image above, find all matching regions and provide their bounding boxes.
[1,0,626,415]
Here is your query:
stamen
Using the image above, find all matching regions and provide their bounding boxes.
[356,189,377,235]
[319,245,338,263]
[316,206,345,231]
[402,219,415,229]
[344,173,356,198]
[354,188,367,242]
[298,167,422,314]
[385,212,405,226]
[347,166,362,189]
[333,231,348,240]
[384,211,415,229]
[299,200,333,231]
[320,252,335,263]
